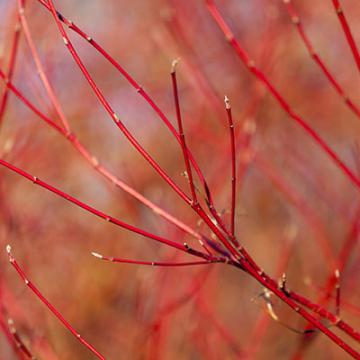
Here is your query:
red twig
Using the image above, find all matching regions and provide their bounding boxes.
[44,0,242,261]
[224,96,236,237]
[91,251,221,267]
[205,0,360,192]
[7,318,36,360]
[0,67,206,247]
[1,130,358,357]
[0,158,210,259]
[17,0,70,133]
[171,59,198,205]
[1,55,232,261]
[35,0,240,256]
[2,2,360,357]
[283,0,360,117]
[335,269,341,317]
[291,203,360,357]
[36,0,213,200]
[331,0,360,73]
[6,245,106,360]
[34,0,244,263]
[289,290,360,343]
[0,4,22,127]
[44,0,191,206]
[233,259,360,358]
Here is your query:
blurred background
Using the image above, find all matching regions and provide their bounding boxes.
[0,0,360,358]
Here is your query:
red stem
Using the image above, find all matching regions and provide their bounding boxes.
[206,0,360,191]
[331,0,360,73]
[0,158,210,259]
[4,2,360,357]
[289,290,360,343]
[6,246,106,360]
[18,0,70,133]
[37,0,244,263]
[35,0,240,255]
[0,4,22,127]
[44,0,244,262]
[7,318,35,360]
[171,60,198,205]
[224,96,236,237]
[45,0,191,206]
[91,252,221,267]
[335,270,341,317]
[236,260,360,358]
[36,0,212,202]
[283,0,360,118]
[0,67,206,246]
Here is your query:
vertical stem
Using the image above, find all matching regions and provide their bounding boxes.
[0,3,22,127]
[335,269,341,317]
[224,96,236,237]
[17,0,70,133]
[171,59,198,205]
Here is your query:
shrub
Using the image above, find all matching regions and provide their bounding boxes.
[0,0,360,358]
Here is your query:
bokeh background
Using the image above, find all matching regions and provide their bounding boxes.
[0,0,360,358]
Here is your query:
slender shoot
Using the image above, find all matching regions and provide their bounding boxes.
[335,269,341,317]
[91,251,221,267]
[171,59,198,205]
[224,96,236,237]
[6,245,106,360]
[331,0,360,72]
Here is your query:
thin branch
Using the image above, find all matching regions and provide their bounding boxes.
[288,289,360,343]
[224,96,236,237]
[235,260,360,358]
[335,269,341,317]
[44,0,191,206]
[35,0,239,254]
[17,0,70,133]
[171,59,198,205]
[0,4,22,128]
[0,158,210,259]
[205,0,360,192]
[36,0,213,201]
[7,318,36,360]
[331,0,360,73]
[91,251,221,267]
[39,0,243,262]
[0,66,235,261]
[0,64,207,251]
[283,0,360,118]
[6,245,105,360]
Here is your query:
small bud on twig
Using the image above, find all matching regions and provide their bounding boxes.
[171,58,180,74]
[91,252,103,259]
